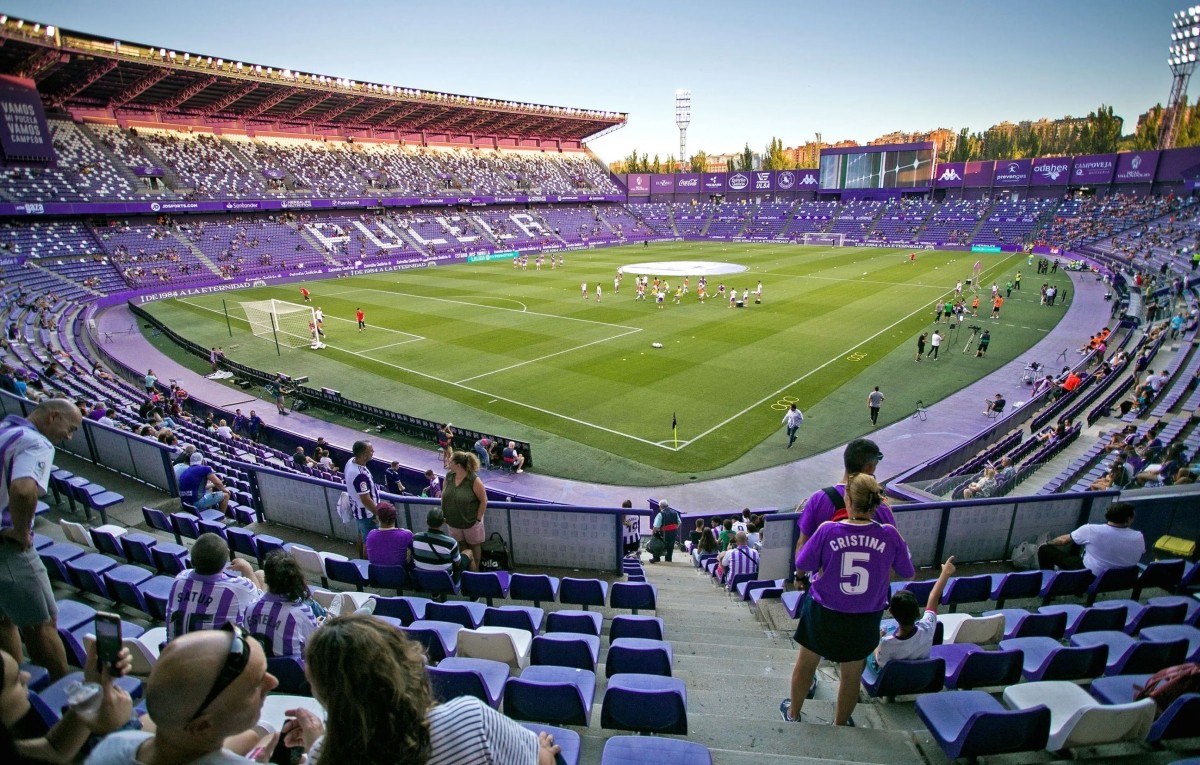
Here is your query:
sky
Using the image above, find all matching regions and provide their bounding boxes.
[3,0,1188,163]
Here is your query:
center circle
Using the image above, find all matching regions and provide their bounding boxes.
[622,260,749,276]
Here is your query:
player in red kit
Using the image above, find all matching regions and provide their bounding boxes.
[356,308,365,331]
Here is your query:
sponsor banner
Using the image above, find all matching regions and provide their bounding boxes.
[795,169,820,188]
[0,255,26,267]
[933,162,965,188]
[627,174,651,194]
[0,193,628,217]
[262,169,287,180]
[1071,153,1117,185]
[971,244,1002,253]
[1114,150,1158,183]
[132,167,165,177]
[1151,146,1200,182]
[466,250,519,263]
[773,170,797,190]
[993,158,1031,187]
[1030,156,1072,186]
[963,160,995,187]
[0,75,53,162]
[674,173,701,192]
[750,171,774,191]
[703,173,726,192]
[650,174,675,192]
[726,171,751,192]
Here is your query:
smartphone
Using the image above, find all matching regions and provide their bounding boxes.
[94,612,122,671]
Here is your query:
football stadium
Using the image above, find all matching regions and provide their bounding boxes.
[1,4,1199,764]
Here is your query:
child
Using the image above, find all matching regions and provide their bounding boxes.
[870,555,956,671]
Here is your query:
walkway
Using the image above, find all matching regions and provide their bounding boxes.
[95,268,1113,512]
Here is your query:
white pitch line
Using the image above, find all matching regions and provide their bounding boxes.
[346,287,638,332]
[454,326,643,384]
[674,253,1025,450]
[360,338,425,353]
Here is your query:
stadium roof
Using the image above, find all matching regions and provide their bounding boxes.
[0,15,627,142]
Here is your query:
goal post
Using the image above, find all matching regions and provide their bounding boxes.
[801,232,845,247]
[240,299,316,349]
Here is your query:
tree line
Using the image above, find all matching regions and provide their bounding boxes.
[611,101,1200,174]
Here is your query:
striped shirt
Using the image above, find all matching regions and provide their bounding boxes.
[411,529,460,573]
[307,696,537,765]
[722,545,760,590]
[0,415,53,531]
[165,570,262,640]
[244,593,318,657]
[344,462,377,520]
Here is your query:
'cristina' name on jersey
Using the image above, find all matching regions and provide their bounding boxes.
[828,535,887,553]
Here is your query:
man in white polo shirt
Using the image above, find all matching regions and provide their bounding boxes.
[1037,502,1145,574]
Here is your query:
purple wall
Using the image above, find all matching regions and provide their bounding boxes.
[1071,153,1117,185]
[963,160,995,187]
[702,173,726,193]
[650,174,675,193]
[1114,151,1158,184]
[1153,146,1200,182]
[934,162,965,187]
[626,174,650,195]
[675,173,701,192]
[992,158,1032,187]
[1030,156,1072,186]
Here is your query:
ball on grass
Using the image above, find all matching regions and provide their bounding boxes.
[652,342,663,349]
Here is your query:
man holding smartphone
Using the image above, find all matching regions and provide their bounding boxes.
[0,398,82,679]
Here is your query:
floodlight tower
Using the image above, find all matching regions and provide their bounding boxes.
[1159,6,1200,150]
[675,89,691,171]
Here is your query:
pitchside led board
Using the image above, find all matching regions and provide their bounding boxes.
[818,141,936,189]
[0,75,53,163]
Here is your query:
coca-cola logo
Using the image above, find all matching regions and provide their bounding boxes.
[676,177,698,188]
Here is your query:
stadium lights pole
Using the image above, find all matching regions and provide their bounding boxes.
[1158,6,1200,150]
[675,89,691,172]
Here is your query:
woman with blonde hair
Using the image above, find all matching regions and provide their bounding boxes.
[781,473,914,727]
[442,450,487,572]
[282,615,560,764]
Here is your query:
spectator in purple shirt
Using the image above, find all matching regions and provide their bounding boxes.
[245,550,319,658]
[165,533,264,640]
[794,438,894,585]
[781,473,914,727]
[364,502,413,568]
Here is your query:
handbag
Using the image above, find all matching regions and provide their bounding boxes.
[645,534,666,557]
[480,532,510,571]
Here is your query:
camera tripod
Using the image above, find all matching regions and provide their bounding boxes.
[963,325,982,354]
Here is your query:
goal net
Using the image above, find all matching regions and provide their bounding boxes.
[801,232,845,247]
[241,299,316,348]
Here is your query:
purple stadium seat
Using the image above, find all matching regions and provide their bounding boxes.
[504,665,596,726]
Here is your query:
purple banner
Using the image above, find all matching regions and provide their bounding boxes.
[0,255,26,267]
[703,173,726,192]
[132,167,165,177]
[750,171,774,191]
[362,170,382,180]
[726,171,751,192]
[0,75,53,163]
[674,173,700,192]
[1030,156,1072,186]
[1114,151,1158,184]
[626,174,650,195]
[262,169,287,180]
[992,158,1031,187]
[963,160,995,187]
[0,193,627,218]
[934,162,965,188]
[1071,153,1116,185]
[773,170,797,190]
[650,174,675,192]
[794,169,819,189]
[1151,146,1200,182]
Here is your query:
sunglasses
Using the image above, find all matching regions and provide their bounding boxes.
[190,622,250,721]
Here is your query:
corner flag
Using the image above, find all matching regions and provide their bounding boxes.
[672,411,677,447]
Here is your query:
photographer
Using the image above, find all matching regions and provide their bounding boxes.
[267,375,290,416]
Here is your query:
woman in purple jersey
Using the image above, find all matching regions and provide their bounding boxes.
[781,474,914,727]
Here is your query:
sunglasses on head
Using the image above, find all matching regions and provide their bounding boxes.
[190,622,250,721]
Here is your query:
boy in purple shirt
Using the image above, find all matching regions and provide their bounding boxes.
[782,474,914,728]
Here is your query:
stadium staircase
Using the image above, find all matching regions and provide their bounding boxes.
[860,204,890,240]
[169,230,223,277]
[698,208,718,237]
[966,200,999,242]
[117,129,186,193]
[78,123,156,193]
[220,138,270,182]
[774,199,805,240]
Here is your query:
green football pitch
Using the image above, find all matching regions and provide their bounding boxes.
[140,242,1068,484]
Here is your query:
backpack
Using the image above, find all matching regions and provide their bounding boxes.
[1134,662,1200,713]
[823,487,848,522]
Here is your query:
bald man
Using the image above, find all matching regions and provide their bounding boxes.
[0,398,82,679]
[85,625,279,765]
